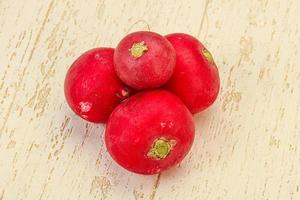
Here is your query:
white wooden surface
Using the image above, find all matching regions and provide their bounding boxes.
[1,0,300,199]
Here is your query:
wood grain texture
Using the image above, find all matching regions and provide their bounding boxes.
[0,0,299,199]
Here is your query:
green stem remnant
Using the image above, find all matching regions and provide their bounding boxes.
[202,48,215,64]
[129,41,148,58]
[147,138,176,160]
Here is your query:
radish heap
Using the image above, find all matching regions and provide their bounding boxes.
[64,31,220,175]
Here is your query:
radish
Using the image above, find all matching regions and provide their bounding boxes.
[64,48,130,123]
[114,31,176,90]
[165,33,220,113]
[105,90,195,175]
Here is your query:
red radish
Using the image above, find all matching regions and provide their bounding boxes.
[105,90,195,175]
[64,48,130,123]
[114,31,176,90]
[165,33,220,114]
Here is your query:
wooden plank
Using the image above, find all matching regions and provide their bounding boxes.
[0,0,299,199]
[155,0,300,199]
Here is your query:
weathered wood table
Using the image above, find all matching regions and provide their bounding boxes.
[1,0,300,199]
